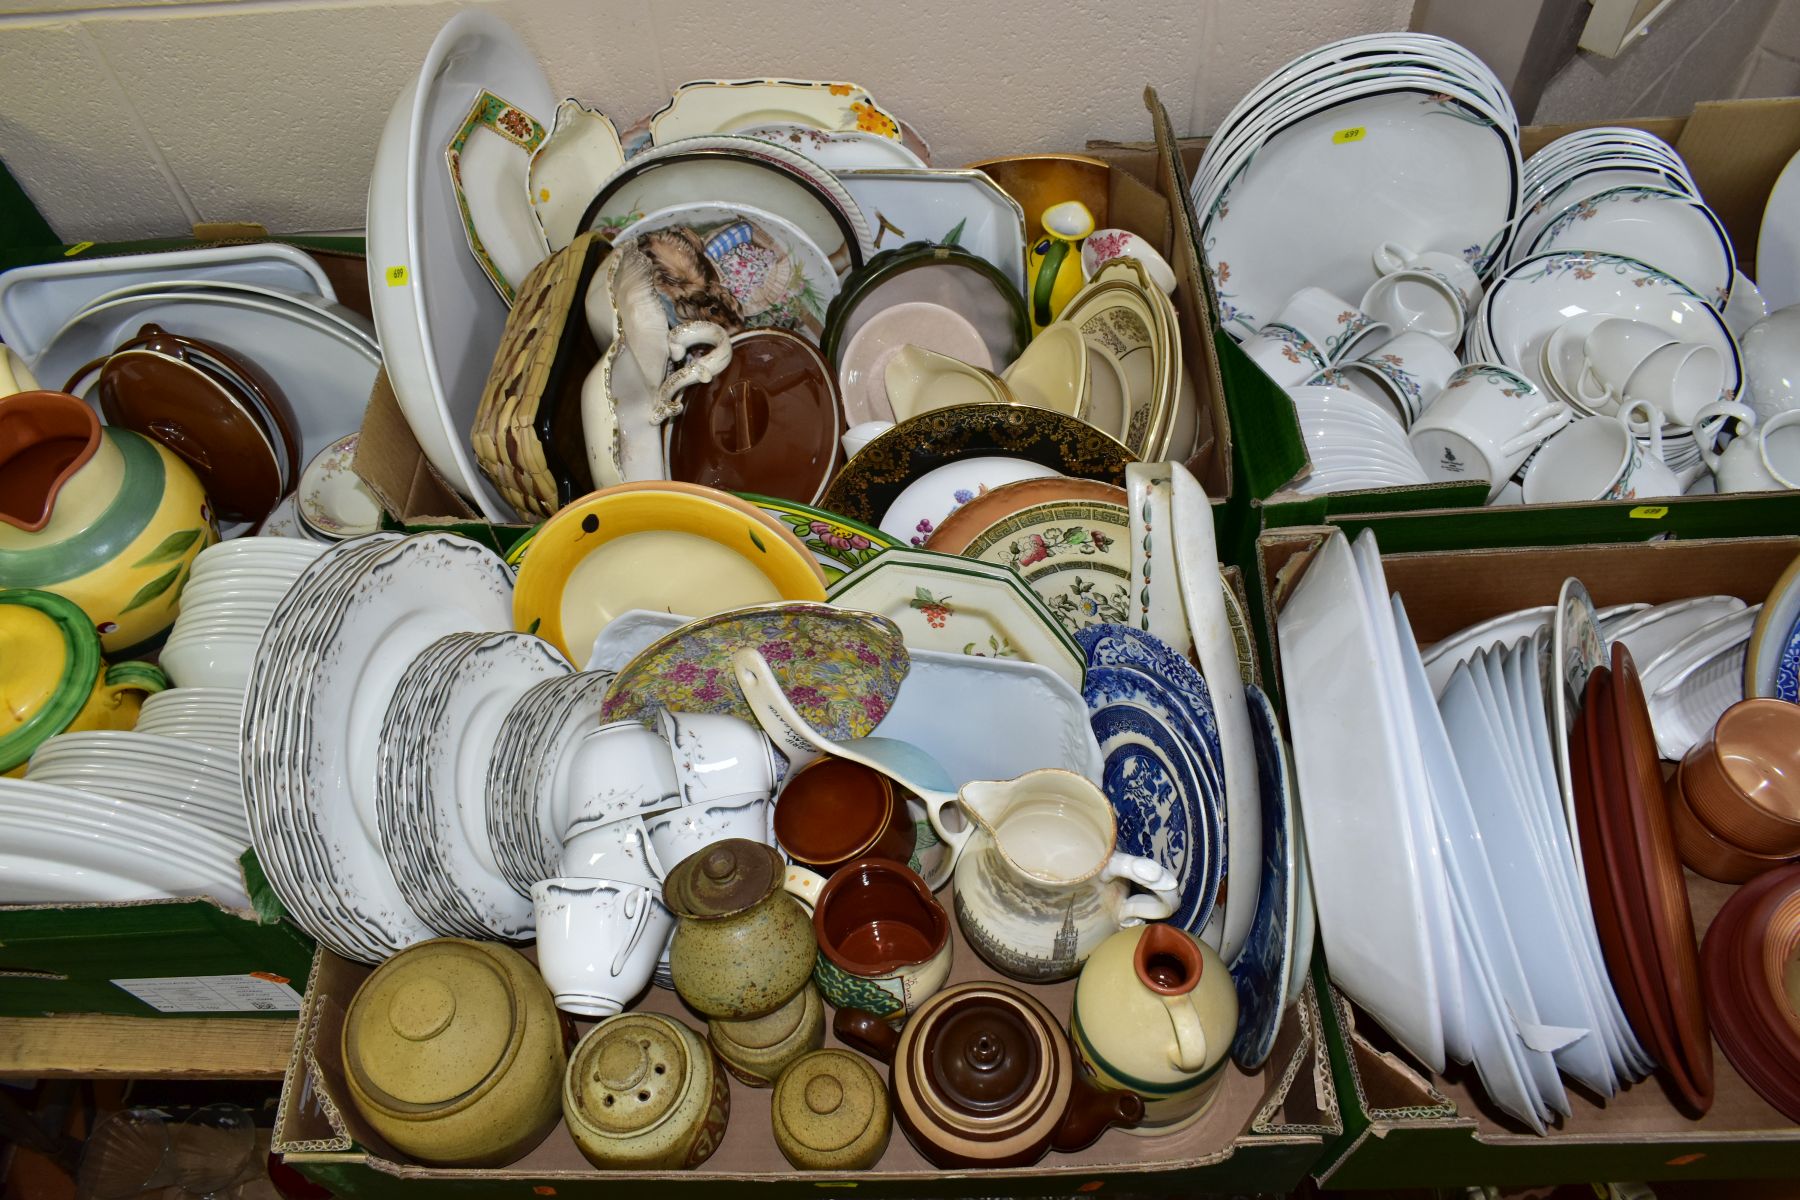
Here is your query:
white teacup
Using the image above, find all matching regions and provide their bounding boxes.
[1409,365,1572,499]
[1360,270,1464,349]
[656,709,778,806]
[1623,342,1724,428]
[1351,332,1461,426]
[1522,412,1685,504]
[561,720,681,839]
[644,793,774,875]
[1270,287,1390,364]
[1618,400,1708,491]
[1244,322,1329,387]
[1693,402,1800,492]
[561,815,667,888]
[1372,242,1483,315]
[1574,318,1676,413]
[532,877,674,1017]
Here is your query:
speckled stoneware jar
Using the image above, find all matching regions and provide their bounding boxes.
[564,1013,731,1170]
[708,979,825,1087]
[340,938,566,1167]
[665,838,818,1019]
[771,1048,891,1170]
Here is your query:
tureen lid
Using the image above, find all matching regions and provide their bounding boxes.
[663,839,781,919]
[343,940,522,1111]
[900,983,1064,1138]
[773,1049,887,1156]
[567,1014,694,1138]
[0,589,97,773]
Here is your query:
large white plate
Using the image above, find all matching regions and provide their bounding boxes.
[1757,146,1800,313]
[835,169,1028,297]
[404,11,553,520]
[1276,531,1443,1071]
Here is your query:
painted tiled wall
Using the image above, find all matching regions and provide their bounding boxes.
[0,0,1413,241]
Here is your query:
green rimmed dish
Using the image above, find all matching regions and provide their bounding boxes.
[734,493,899,583]
[820,243,1029,375]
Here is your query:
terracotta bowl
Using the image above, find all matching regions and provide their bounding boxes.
[1701,866,1800,1120]
[1682,699,1800,857]
[1755,877,1800,1047]
[1667,763,1798,883]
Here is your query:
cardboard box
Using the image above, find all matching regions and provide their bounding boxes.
[274,931,1337,1197]
[1254,527,1800,1189]
[1169,97,1800,546]
[0,850,314,1019]
[355,89,1240,531]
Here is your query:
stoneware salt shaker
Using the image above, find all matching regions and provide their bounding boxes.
[563,1012,730,1170]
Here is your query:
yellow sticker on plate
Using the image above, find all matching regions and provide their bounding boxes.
[63,240,95,257]
[1332,127,1366,144]
[385,265,409,288]
[1629,505,1669,519]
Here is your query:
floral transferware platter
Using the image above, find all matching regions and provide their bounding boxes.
[825,547,1084,689]
[444,89,549,304]
[650,79,905,144]
[734,492,899,583]
[925,477,1130,637]
[297,433,383,540]
[529,99,625,252]
[512,485,826,666]
[736,123,925,171]
[610,202,837,337]
[600,602,908,741]
[835,169,1029,296]
[1523,185,1735,309]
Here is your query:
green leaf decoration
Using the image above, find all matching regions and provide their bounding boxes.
[747,528,767,554]
[120,565,183,614]
[943,217,968,246]
[131,528,201,568]
[527,617,542,635]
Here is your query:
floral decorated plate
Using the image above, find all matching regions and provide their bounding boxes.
[737,123,925,171]
[297,433,384,540]
[835,168,1029,296]
[874,456,1061,548]
[1058,263,1175,455]
[649,79,905,145]
[924,477,1130,636]
[610,201,838,338]
[512,484,827,666]
[444,89,550,304]
[1524,185,1734,309]
[826,547,1084,688]
[733,493,899,583]
[600,601,908,740]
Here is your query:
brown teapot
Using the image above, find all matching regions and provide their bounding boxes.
[835,980,1143,1168]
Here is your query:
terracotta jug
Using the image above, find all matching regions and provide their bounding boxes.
[0,391,214,654]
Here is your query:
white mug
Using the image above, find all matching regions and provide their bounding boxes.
[1522,412,1683,504]
[1372,242,1482,315]
[1574,318,1676,413]
[1352,332,1461,426]
[644,793,775,876]
[561,814,667,888]
[1693,402,1800,492]
[655,708,778,806]
[1623,342,1724,428]
[1244,322,1329,387]
[1270,286,1390,363]
[561,720,682,839]
[532,877,674,1017]
[1409,365,1572,500]
[1360,270,1464,349]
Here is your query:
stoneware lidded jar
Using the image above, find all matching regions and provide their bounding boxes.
[339,938,567,1167]
[836,981,1143,1168]
[665,838,818,1019]
[563,1012,731,1170]
[771,1048,892,1171]
[1072,923,1239,1132]
[708,979,825,1087]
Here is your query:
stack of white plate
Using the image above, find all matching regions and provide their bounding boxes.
[485,671,613,895]
[241,531,543,962]
[26,730,248,845]
[1288,383,1430,493]
[1278,531,1648,1130]
[161,538,326,690]
[0,777,251,907]
[373,631,573,940]
[1191,32,1520,340]
[134,687,243,754]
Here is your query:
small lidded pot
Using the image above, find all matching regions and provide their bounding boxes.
[771,1048,892,1171]
[708,980,826,1087]
[665,838,818,1019]
[773,756,916,873]
[1072,923,1239,1133]
[564,1013,730,1170]
[340,939,566,1167]
[836,981,1143,1168]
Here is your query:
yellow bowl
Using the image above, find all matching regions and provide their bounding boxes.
[514,485,828,664]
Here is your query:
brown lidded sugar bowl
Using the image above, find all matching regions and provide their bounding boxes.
[773,755,916,874]
[771,1048,892,1171]
[340,938,566,1167]
[665,838,818,1019]
[564,1012,730,1170]
[708,979,825,1087]
[835,980,1143,1168]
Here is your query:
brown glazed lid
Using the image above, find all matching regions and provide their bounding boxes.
[343,940,521,1111]
[772,1048,887,1158]
[666,329,841,505]
[899,983,1061,1146]
[663,839,782,920]
[567,1014,693,1137]
[774,757,894,866]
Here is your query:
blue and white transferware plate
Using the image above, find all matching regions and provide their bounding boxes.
[1229,683,1295,1070]
[1077,623,1226,800]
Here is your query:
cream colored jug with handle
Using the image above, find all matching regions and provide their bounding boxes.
[0,346,39,398]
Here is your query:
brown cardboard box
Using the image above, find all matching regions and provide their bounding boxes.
[353,89,1237,527]
[274,925,1336,1197]
[1255,528,1800,1188]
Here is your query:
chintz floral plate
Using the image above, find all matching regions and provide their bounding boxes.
[601,602,908,740]
[826,548,1085,689]
[734,493,900,583]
